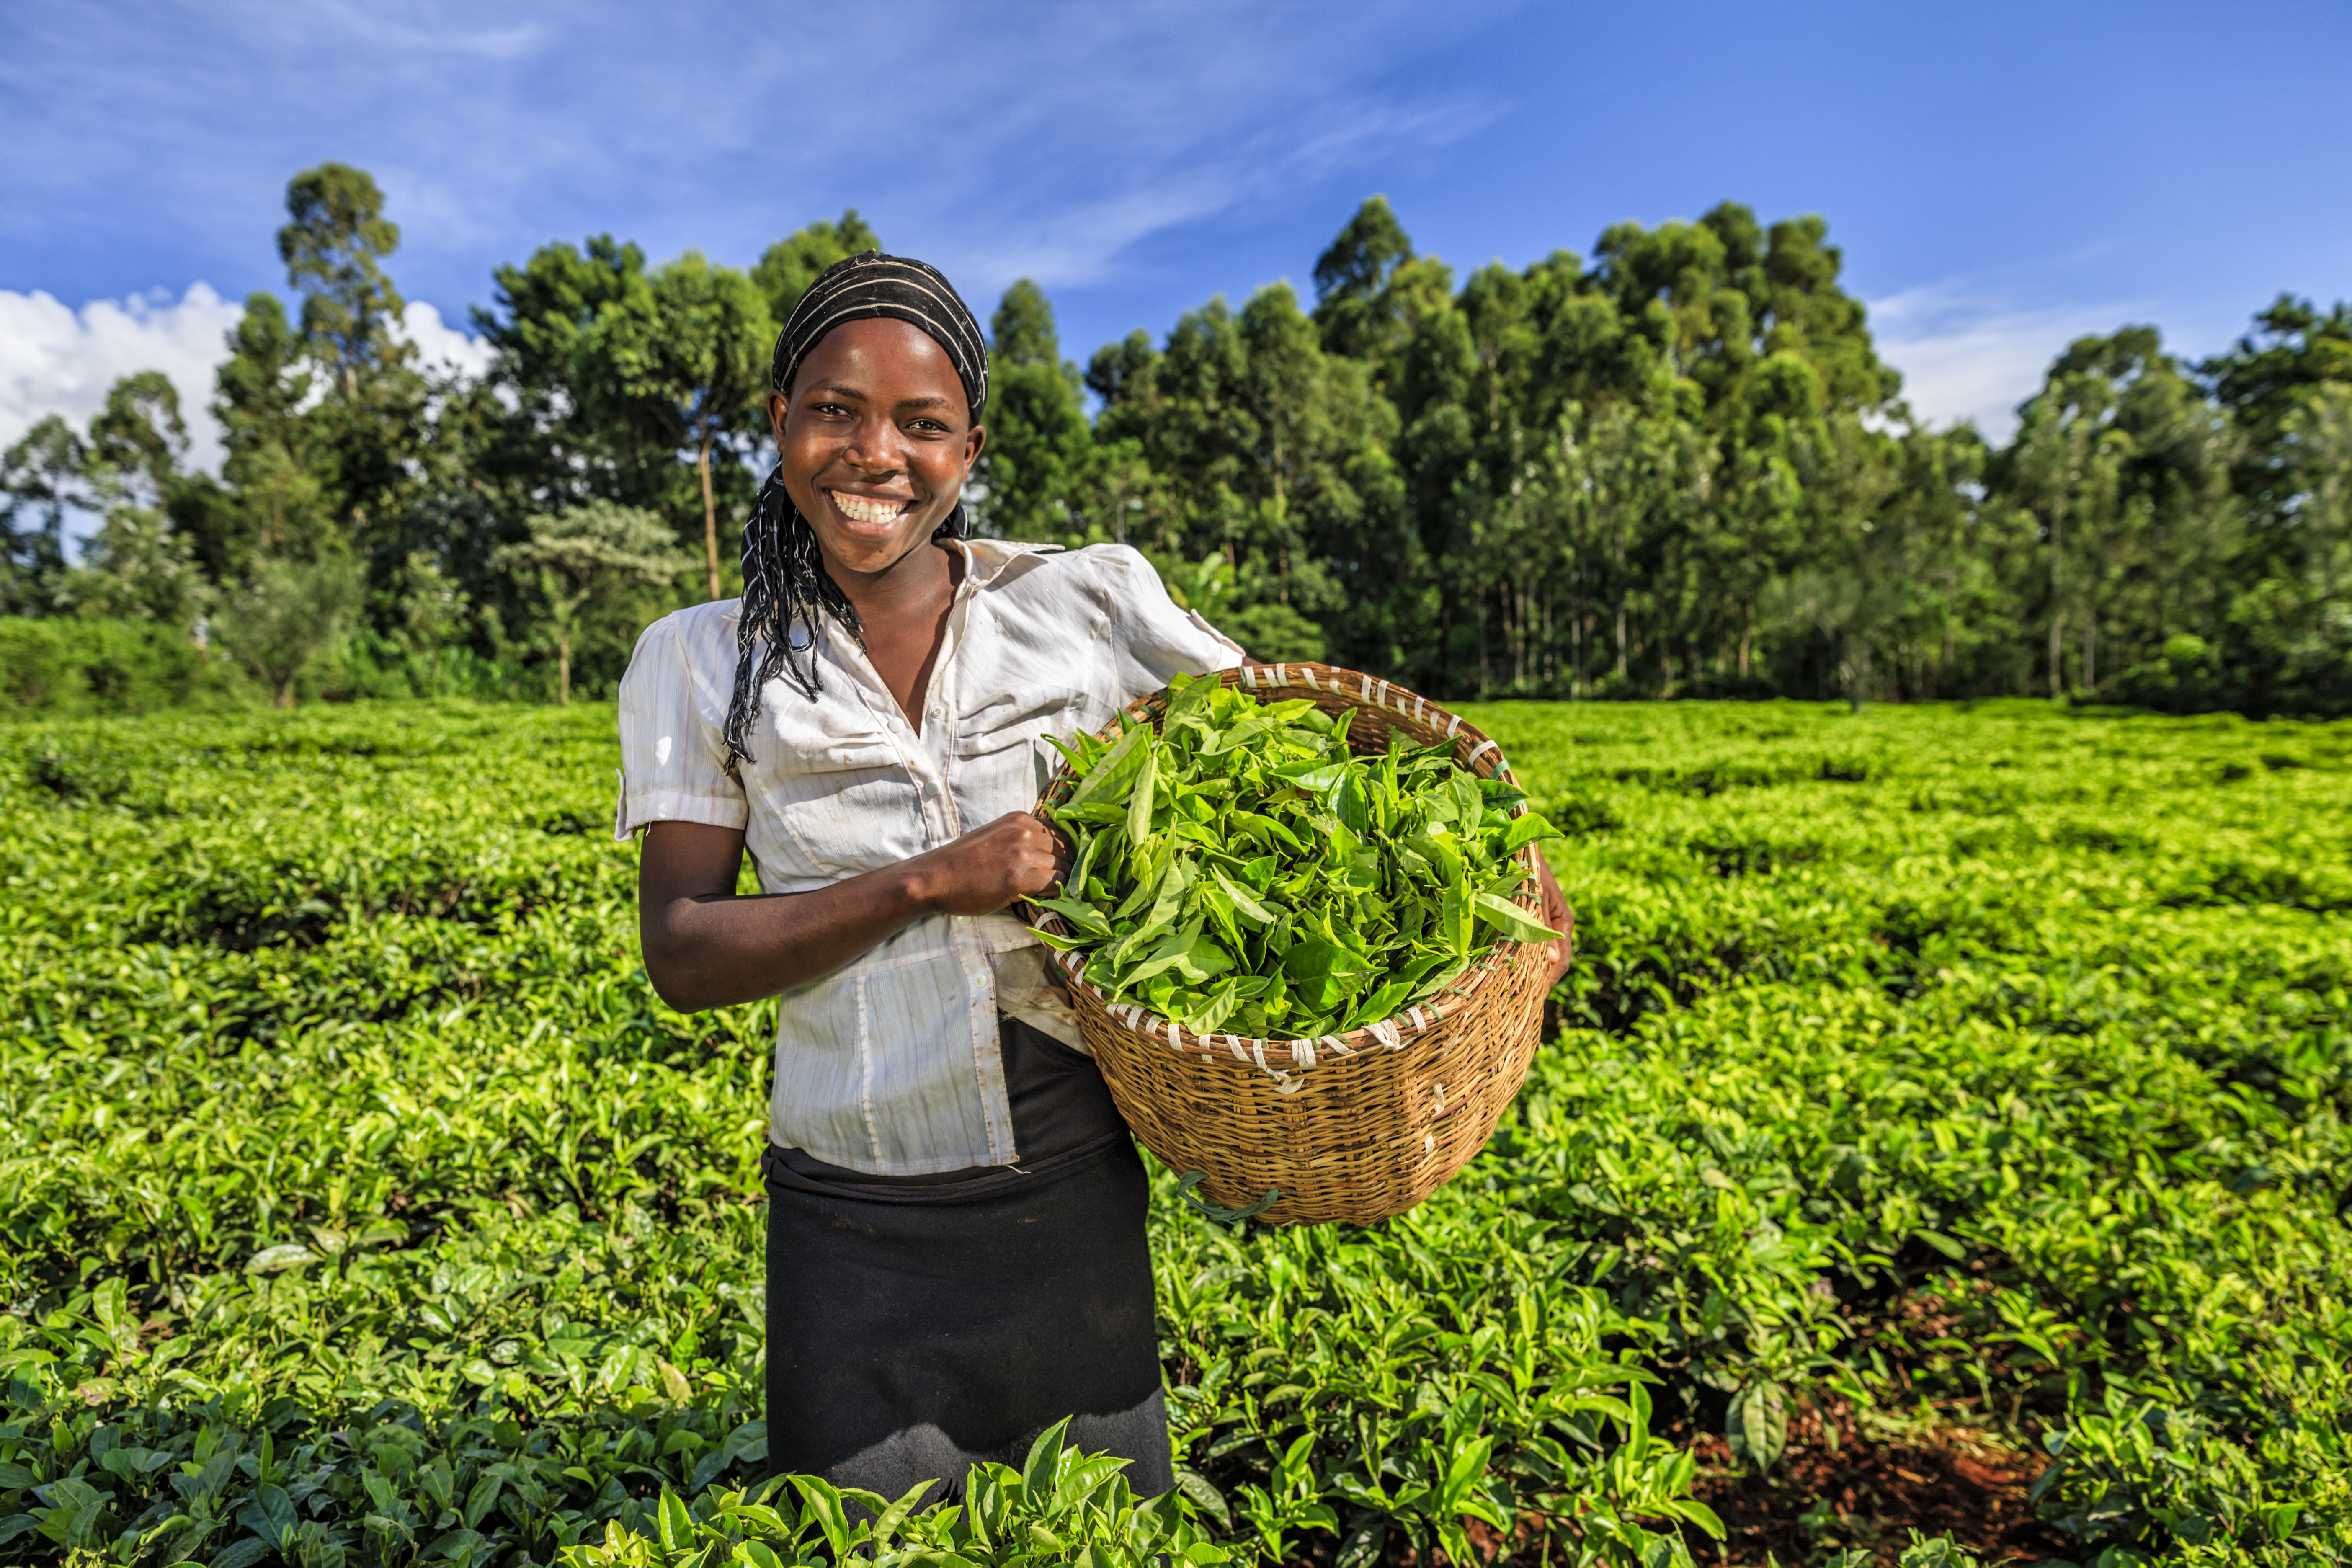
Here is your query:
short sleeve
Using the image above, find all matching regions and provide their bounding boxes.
[1086,545,1246,706]
[614,614,748,840]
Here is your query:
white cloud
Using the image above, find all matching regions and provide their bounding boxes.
[1870,282,2141,442]
[395,300,493,382]
[0,283,245,472]
[0,284,490,479]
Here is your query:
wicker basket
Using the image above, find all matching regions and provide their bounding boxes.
[1027,663,1566,1226]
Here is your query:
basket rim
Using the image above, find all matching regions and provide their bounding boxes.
[1024,661,1549,1073]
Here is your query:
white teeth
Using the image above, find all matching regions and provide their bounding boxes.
[830,491,911,524]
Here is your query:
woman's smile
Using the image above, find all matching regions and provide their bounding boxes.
[827,489,917,526]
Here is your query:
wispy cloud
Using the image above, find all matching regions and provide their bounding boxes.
[1,0,1518,307]
[1869,281,2143,441]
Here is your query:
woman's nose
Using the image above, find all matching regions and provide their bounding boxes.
[838,417,905,472]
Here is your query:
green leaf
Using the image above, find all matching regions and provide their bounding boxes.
[1728,1380,1787,1469]
[1473,890,1560,944]
[1126,741,1158,845]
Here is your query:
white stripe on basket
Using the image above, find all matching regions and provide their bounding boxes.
[1291,1037,1318,1068]
[1465,738,1499,769]
[1166,1019,1185,1049]
[1358,672,1372,700]
[1368,1018,1405,1052]
[1270,1069,1305,1095]
[1413,694,1427,725]
[1240,665,1258,689]
[1227,1035,1249,1063]
[1325,1032,1355,1055]
[1303,666,1321,690]
[1406,1006,1427,1031]
[1377,679,1391,709]
[1272,663,1288,686]
[1446,714,1462,739]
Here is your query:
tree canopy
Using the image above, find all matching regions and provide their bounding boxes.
[8,175,2349,715]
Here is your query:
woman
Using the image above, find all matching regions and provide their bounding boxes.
[619,252,1233,1503]
[618,251,1570,1504]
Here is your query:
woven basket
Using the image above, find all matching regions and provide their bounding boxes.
[1027,663,1565,1226]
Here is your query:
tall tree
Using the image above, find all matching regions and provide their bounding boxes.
[978,280,1092,540]
[276,164,429,562]
[591,253,773,599]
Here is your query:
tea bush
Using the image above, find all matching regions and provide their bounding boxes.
[2,698,2346,1564]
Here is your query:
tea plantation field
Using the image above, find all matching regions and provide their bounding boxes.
[2,699,2347,1566]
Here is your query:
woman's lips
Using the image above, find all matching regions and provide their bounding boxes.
[828,490,915,525]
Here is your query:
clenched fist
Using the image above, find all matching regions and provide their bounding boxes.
[910,812,1073,916]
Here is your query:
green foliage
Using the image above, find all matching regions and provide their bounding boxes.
[3,701,2347,1563]
[588,251,774,601]
[978,281,1093,542]
[750,210,880,326]
[493,503,687,704]
[216,552,366,708]
[0,619,224,715]
[1035,674,1557,1038]
[14,174,2351,720]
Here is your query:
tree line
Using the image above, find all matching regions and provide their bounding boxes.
[5,164,2348,714]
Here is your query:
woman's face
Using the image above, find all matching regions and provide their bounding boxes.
[769,319,985,580]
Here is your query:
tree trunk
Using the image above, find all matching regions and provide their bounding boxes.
[558,628,572,707]
[2047,507,2064,698]
[276,677,295,710]
[699,434,722,601]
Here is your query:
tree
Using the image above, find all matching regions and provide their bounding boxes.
[752,210,881,325]
[591,253,773,600]
[977,280,1093,540]
[494,502,684,704]
[275,164,429,564]
[0,415,83,614]
[64,374,211,631]
[1312,196,1415,360]
[217,553,364,708]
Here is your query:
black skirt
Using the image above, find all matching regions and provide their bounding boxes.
[760,1042,1171,1505]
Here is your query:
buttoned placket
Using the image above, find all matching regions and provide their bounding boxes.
[818,554,1015,1163]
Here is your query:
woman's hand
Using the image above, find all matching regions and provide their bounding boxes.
[638,813,1073,1014]
[908,812,1072,915]
[1536,857,1574,986]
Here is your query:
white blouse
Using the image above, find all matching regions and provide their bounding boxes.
[615,539,1243,1176]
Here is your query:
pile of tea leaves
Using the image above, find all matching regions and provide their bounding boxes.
[1030,672,1559,1040]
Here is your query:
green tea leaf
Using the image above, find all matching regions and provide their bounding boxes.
[1473,890,1560,944]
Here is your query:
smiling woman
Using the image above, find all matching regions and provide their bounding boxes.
[615,252,1248,1508]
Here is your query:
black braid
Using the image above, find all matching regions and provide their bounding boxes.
[718,250,988,776]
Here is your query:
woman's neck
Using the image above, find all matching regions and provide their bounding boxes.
[823,539,965,730]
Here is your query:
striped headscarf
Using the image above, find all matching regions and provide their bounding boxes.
[724,251,989,772]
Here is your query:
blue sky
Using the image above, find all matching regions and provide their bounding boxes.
[5,0,2349,466]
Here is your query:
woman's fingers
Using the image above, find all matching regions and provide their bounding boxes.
[1035,813,1075,890]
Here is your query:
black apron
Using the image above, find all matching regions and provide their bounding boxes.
[760,1019,1172,1506]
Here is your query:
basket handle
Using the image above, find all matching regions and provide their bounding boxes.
[1173,1171,1280,1226]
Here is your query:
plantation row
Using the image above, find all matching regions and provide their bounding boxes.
[1,699,2347,1564]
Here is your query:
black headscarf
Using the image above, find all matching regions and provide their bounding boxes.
[723,251,990,773]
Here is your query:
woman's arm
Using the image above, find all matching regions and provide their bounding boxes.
[638,812,1068,1012]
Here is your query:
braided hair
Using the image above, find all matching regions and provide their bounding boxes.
[722,251,990,774]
